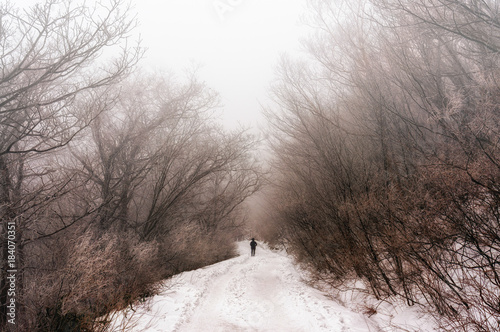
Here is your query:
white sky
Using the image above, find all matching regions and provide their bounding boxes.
[14,0,312,130]
[133,0,311,130]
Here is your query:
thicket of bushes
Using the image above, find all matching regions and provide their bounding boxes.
[264,0,500,330]
[0,1,259,331]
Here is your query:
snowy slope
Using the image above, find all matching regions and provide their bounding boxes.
[109,242,435,332]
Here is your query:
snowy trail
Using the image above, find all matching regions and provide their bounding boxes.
[176,243,371,332]
[111,242,379,332]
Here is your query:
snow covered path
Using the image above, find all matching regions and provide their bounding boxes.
[110,242,436,331]
[111,242,380,331]
[175,243,372,332]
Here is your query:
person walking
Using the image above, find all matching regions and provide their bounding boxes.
[250,238,257,256]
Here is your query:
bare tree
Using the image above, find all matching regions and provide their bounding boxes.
[0,0,140,329]
[24,70,261,331]
[266,0,500,330]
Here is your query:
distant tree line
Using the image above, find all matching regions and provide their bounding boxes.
[264,0,500,330]
[0,1,259,331]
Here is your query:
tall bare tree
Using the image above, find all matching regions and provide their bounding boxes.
[22,70,261,331]
[0,0,140,329]
[266,0,500,330]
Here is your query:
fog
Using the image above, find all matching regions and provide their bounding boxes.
[4,1,500,331]
[133,0,310,129]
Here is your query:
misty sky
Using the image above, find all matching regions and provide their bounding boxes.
[133,0,311,130]
[15,0,311,130]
